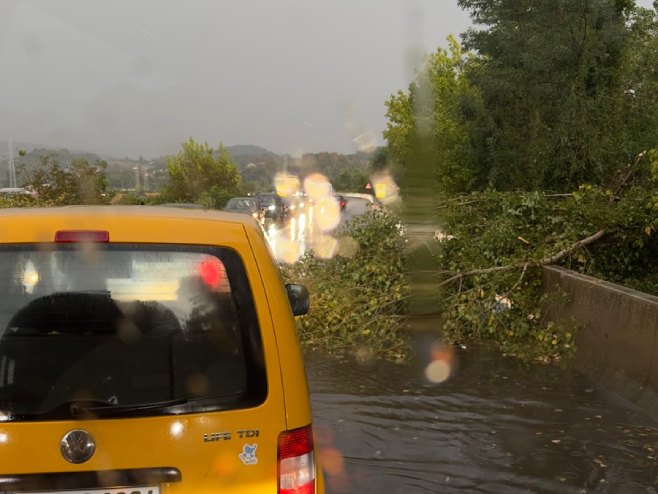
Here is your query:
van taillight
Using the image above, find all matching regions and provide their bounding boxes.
[55,230,110,243]
[278,425,315,494]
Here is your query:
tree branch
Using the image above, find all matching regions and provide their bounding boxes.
[540,229,605,265]
[438,229,606,287]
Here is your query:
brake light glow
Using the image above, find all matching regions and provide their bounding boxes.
[199,258,223,288]
[278,425,315,494]
[54,230,110,243]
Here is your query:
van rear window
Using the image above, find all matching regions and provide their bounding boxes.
[0,244,266,421]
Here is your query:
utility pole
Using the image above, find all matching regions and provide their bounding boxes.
[7,140,16,188]
[133,166,141,192]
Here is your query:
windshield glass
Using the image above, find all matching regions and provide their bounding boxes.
[226,198,256,210]
[257,195,276,206]
[0,244,265,421]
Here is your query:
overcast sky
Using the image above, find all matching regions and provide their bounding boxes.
[0,0,473,158]
[0,1,654,159]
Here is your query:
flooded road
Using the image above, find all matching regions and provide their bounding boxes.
[306,346,658,493]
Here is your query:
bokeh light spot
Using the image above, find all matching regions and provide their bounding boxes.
[371,172,400,205]
[274,173,300,197]
[21,260,39,294]
[170,421,184,438]
[314,196,341,232]
[275,237,303,264]
[312,235,338,259]
[200,258,222,287]
[425,359,451,383]
[303,173,332,201]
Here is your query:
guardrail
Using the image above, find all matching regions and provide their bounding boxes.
[542,266,658,419]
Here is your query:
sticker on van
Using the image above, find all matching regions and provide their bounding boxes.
[239,443,258,465]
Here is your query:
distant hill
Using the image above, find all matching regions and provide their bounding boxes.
[0,140,374,193]
[226,145,279,158]
[0,145,105,188]
[0,140,107,158]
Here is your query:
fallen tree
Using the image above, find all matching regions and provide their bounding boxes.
[281,210,410,360]
[434,186,658,363]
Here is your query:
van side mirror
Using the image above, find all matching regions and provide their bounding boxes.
[285,284,309,316]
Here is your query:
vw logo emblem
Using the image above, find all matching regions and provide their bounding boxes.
[60,430,96,464]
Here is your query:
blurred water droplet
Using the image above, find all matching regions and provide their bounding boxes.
[312,235,338,259]
[337,236,359,258]
[116,319,141,344]
[186,373,209,397]
[21,260,39,294]
[355,346,375,367]
[303,173,332,201]
[274,172,300,197]
[353,130,377,153]
[425,359,451,383]
[314,196,341,232]
[371,172,400,205]
[275,237,302,264]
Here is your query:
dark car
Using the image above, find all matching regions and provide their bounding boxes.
[224,197,263,224]
[334,194,346,213]
[256,193,287,222]
[224,196,259,215]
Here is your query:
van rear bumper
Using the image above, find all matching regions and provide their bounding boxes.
[0,467,181,491]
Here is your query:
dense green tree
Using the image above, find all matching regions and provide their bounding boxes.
[27,156,109,205]
[162,138,241,208]
[384,35,484,194]
[370,147,388,171]
[291,151,371,193]
[331,168,369,192]
[457,0,648,190]
[617,3,658,170]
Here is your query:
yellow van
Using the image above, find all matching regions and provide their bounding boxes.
[0,206,323,494]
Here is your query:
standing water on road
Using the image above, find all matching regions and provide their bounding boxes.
[307,346,658,494]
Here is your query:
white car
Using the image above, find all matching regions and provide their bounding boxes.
[338,193,382,216]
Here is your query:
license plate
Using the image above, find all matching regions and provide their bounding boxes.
[19,487,160,494]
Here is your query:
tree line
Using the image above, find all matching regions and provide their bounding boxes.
[386,1,658,194]
[382,0,658,361]
[3,137,373,208]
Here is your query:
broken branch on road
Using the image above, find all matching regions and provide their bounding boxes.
[438,229,606,287]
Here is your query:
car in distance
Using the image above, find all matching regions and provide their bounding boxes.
[334,194,346,213]
[280,194,308,219]
[224,196,263,222]
[0,206,323,494]
[339,192,382,216]
[255,193,287,223]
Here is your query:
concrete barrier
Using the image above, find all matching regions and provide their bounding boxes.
[542,265,658,419]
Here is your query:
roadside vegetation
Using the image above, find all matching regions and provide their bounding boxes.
[280,210,410,360]
[157,138,242,209]
[380,0,658,362]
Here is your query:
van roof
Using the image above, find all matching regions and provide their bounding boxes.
[0,205,252,222]
[0,206,265,244]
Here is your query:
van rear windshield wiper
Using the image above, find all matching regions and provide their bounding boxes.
[69,398,189,417]
[5,391,245,420]
[8,398,189,420]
